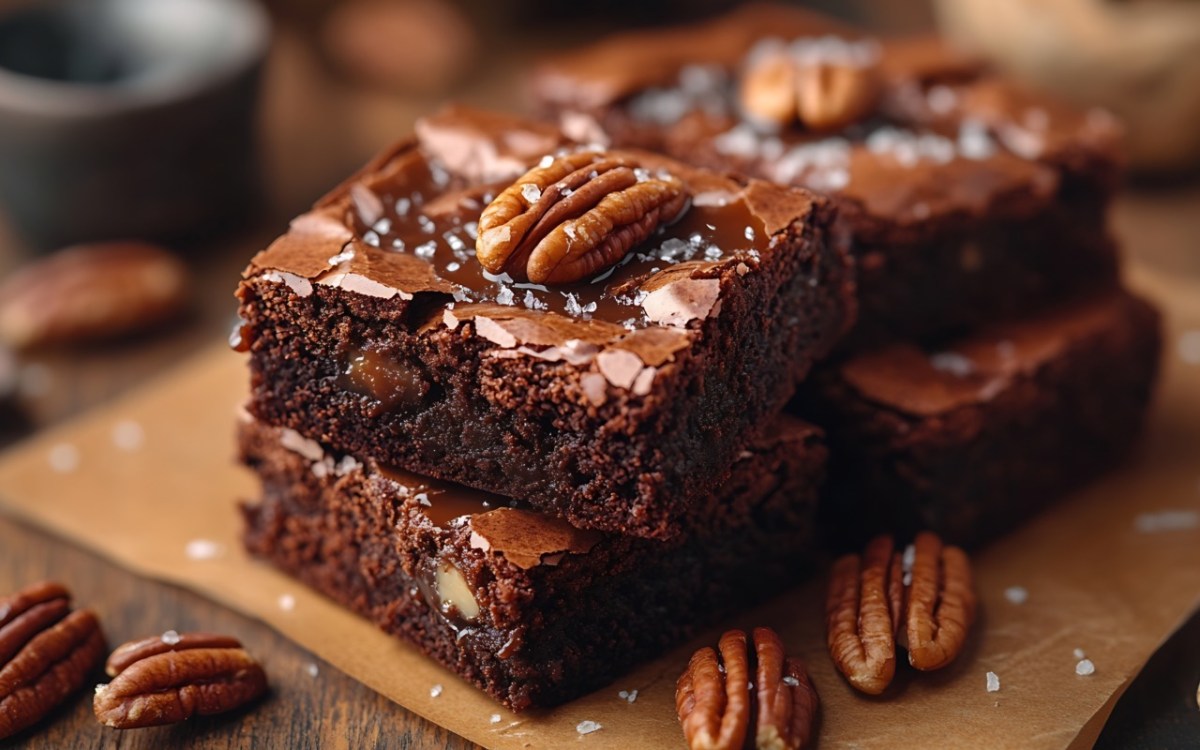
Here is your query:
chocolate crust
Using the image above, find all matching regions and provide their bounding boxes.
[799,290,1161,549]
[533,4,1122,346]
[238,416,824,710]
[237,110,853,540]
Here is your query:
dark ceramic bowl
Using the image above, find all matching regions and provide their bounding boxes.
[0,0,270,248]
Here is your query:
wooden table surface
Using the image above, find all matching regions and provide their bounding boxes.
[2,4,1199,748]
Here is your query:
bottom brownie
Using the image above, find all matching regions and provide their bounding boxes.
[238,415,824,710]
[800,289,1161,550]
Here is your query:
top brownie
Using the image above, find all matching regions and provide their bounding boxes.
[533,4,1122,345]
[236,106,853,540]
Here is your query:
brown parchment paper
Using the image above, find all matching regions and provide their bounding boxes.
[0,263,1197,749]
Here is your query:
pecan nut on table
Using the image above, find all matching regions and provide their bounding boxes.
[676,627,819,750]
[0,241,189,351]
[826,531,977,695]
[0,581,106,740]
[95,631,268,729]
[476,150,690,284]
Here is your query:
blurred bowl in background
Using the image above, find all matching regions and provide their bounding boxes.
[935,0,1200,175]
[0,0,270,249]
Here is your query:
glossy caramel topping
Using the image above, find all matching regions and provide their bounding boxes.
[340,145,767,326]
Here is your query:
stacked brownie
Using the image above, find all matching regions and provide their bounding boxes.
[235,106,853,707]
[534,3,1161,549]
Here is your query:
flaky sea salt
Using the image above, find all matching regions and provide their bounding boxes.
[278,594,296,612]
[782,676,801,687]
[576,720,602,735]
[111,420,145,451]
[521,183,542,204]
[185,539,225,561]
[1004,586,1029,605]
[930,351,975,377]
[1178,330,1200,364]
[161,630,181,645]
[1135,510,1200,533]
[490,714,502,724]
[1076,659,1096,676]
[48,443,80,474]
[430,684,443,698]
[986,672,1000,692]
[305,662,319,678]
[617,689,639,703]
[1073,648,1086,659]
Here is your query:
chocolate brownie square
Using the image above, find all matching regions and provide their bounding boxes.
[239,414,825,709]
[533,4,1121,347]
[235,106,853,540]
[798,290,1161,549]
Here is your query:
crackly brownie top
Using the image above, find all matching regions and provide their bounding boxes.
[534,3,1121,224]
[244,106,825,389]
[837,292,1142,417]
[268,415,821,570]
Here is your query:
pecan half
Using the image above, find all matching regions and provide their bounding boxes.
[475,151,689,285]
[903,532,977,671]
[0,241,189,351]
[825,535,903,695]
[94,631,267,728]
[676,627,818,750]
[826,532,976,692]
[0,581,106,740]
[740,47,882,132]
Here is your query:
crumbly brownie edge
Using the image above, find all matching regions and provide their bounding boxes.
[238,200,851,541]
[801,291,1161,550]
[238,419,825,709]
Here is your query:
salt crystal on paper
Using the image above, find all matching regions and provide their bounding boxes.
[48,443,80,474]
[185,539,224,561]
[1178,330,1200,364]
[1076,659,1096,676]
[576,720,602,735]
[111,420,145,451]
[986,671,1000,692]
[490,714,502,724]
[617,689,639,703]
[430,684,443,698]
[1004,586,1029,605]
[1073,648,1086,659]
[278,594,296,612]
[1135,509,1200,533]
[161,630,181,645]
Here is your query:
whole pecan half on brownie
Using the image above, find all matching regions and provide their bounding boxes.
[476,150,689,284]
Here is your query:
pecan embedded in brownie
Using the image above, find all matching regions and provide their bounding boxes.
[797,290,1161,549]
[235,106,853,540]
[533,4,1121,347]
[238,415,825,710]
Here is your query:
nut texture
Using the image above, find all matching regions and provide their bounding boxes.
[826,534,903,695]
[476,151,689,284]
[676,627,818,750]
[740,48,882,131]
[0,581,106,740]
[826,532,976,693]
[94,632,267,729]
[903,532,977,671]
[0,241,189,350]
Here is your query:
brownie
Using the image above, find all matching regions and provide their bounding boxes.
[533,4,1122,346]
[238,414,825,710]
[235,106,854,541]
[797,290,1161,550]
